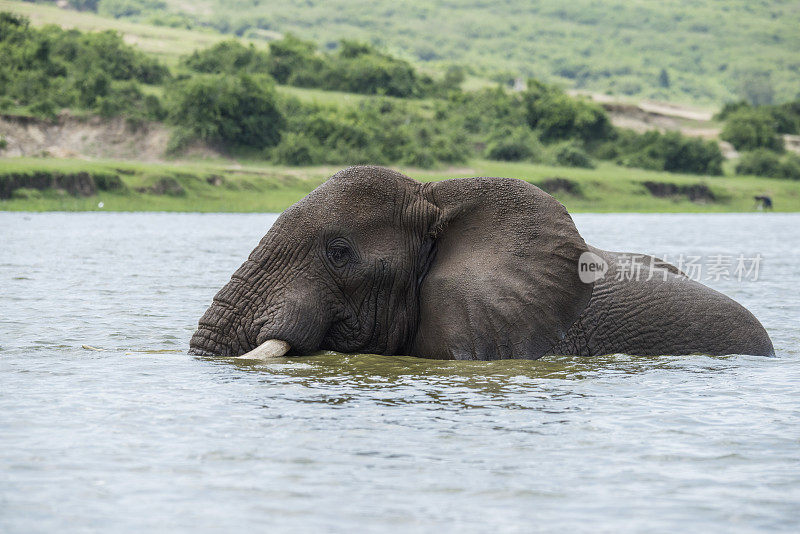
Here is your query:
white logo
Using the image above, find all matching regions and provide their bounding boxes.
[578,251,608,284]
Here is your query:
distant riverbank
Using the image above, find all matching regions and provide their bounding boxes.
[1,157,797,213]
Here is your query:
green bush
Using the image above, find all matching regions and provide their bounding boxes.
[148,12,196,29]
[714,100,751,121]
[442,65,465,92]
[616,130,723,175]
[447,87,527,136]
[550,141,595,168]
[720,108,784,152]
[484,126,541,161]
[263,34,317,84]
[11,187,43,200]
[183,35,442,98]
[278,101,377,164]
[771,100,800,134]
[98,0,166,19]
[92,172,125,191]
[271,96,468,167]
[0,13,168,117]
[781,154,800,180]
[74,70,110,108]
[734,149,781,177]
[167,73,284,148]
[69,0,100,11]
[278,38,431,98]
[736,149,800,179]
[28,98,58,120]
[721,100,800,135]
[182,40,270,75]
[523,80,612,142]
[328,49,420,97]
[272,132,322,165]
[402,147,435,168]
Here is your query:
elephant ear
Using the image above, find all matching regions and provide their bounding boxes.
[412,177,592,360]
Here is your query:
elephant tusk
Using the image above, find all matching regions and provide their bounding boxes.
[235,339,291,360]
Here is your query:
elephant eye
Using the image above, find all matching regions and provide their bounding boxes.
[326,239,353,269]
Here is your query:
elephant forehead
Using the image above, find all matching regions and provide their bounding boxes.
[328,165,417,188]
[284,167,418,225]
[322,166,417,206]
[265,173,418,246]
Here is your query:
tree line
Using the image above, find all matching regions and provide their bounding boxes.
[4,12,797,179]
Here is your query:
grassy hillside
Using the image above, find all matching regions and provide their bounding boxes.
[7,1,799,105]
[108,0,800,105]
[0,0,240,65]
[2,158,797,213]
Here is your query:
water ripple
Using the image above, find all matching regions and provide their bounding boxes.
[1,212,799,532]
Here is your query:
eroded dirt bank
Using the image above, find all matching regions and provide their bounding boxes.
[0,113,219,161]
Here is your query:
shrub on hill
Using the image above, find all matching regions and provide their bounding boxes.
[444,83,607,165]
[99,0,166,19]
[549,141,595,169]
[615,130,724,175]
[308,40,428,98]
[0,12,167,118]
[523,80,613,143]
[446,87,526,136]
[720,108,784,152]
[772,101,800,135]
[182,40,270,75]
[182,36,444,98]
[167,73,284,148]
[781,154,800,180]
[717,100,800,154]
[265,34,320,84]
[735,149,800,180]
[714,100,751,121]
[26,1,102,11]
[484,126,541,162]
[272,97,470,168]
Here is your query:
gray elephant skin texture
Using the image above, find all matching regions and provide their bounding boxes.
[190,166,774,360]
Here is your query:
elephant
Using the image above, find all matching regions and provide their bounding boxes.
[189,165,774,360]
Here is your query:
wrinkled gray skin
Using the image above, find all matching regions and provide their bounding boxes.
[190,166,774,360]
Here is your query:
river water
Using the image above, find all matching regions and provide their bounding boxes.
[1,212,799,533]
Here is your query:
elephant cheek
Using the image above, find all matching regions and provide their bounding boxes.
[253,296,332,356]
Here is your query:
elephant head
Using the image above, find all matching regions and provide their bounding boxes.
[189,166,592,360]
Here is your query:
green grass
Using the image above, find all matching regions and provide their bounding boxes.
[0,158,333,212]
[2,157,797,213]
[276,86,436,116]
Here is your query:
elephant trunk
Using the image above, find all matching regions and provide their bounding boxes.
[189,269,331,358]
[189,304,254,357]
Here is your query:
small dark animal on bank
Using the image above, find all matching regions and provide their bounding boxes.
[754,195,773,210]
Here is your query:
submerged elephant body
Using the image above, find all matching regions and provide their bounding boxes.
[550,247,774,357]
[190,166,773,360]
